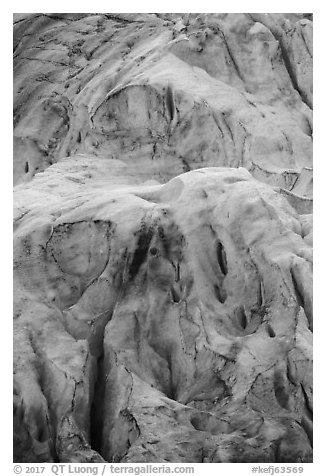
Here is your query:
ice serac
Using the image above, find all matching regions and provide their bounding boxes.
[13,13,312,463]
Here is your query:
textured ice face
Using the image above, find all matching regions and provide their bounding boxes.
[14,159,312,463]
[14,13,312,191]
[13,13,312,463]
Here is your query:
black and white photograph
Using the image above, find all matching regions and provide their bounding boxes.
[12,5,314,471]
